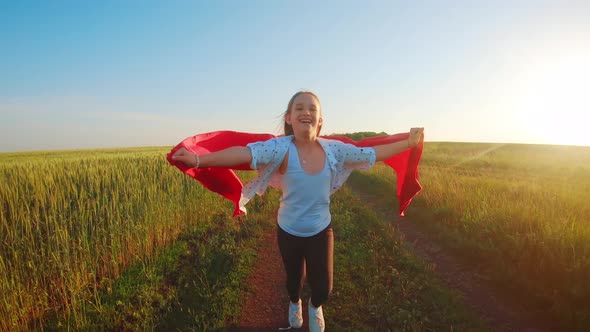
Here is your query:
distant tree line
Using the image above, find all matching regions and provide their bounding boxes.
[328,131,388,140]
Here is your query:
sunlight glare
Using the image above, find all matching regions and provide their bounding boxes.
[515,53,589,146]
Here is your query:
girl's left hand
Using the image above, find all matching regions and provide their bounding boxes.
[171,147,197,167]
[408,127,424,148]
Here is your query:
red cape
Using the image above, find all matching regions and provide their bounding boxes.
[166,131,423,217]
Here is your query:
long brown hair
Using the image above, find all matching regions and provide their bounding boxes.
[283,90,322,136]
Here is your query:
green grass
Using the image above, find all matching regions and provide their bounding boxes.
[349,142,590,331]
[0,147,259,330]
[4,142,587,330]
[326,186,486,331]
[50,194,280,331]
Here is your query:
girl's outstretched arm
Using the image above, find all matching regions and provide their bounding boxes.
[374,127,424,162]
[171,146,252,168]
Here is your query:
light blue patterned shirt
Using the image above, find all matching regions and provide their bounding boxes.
[239,135,376,214]
[278,142,332,237]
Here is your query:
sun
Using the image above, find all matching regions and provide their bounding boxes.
[514,53,590,146]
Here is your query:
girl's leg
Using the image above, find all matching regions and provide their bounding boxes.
[277,227,306,303]
[305,227,334,307]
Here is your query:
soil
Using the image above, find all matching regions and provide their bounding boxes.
[226,228,312,332]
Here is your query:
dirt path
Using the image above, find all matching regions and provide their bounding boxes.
[227,228,312,332]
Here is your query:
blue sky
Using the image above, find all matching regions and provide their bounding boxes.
[1,0,589,151]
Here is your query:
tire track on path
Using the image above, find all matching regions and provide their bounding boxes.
[349,183,553,332]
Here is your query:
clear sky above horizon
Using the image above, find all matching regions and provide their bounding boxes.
[1,0,589,152]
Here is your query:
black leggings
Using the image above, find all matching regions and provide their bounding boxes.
[277,225,334,308]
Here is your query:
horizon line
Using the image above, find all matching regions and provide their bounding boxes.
[1,139,589,154]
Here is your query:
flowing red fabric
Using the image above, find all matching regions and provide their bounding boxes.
[166,131,423,217]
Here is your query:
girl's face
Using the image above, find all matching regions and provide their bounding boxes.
[285,93,323,137]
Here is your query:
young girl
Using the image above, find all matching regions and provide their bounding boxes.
[171,91,424,332]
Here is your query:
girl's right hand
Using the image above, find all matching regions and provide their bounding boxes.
[171,148,198,168]
[408,127,424,148]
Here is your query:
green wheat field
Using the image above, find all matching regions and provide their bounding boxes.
[1,141,589,331]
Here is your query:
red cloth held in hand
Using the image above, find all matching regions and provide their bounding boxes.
[166,131,423,217]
